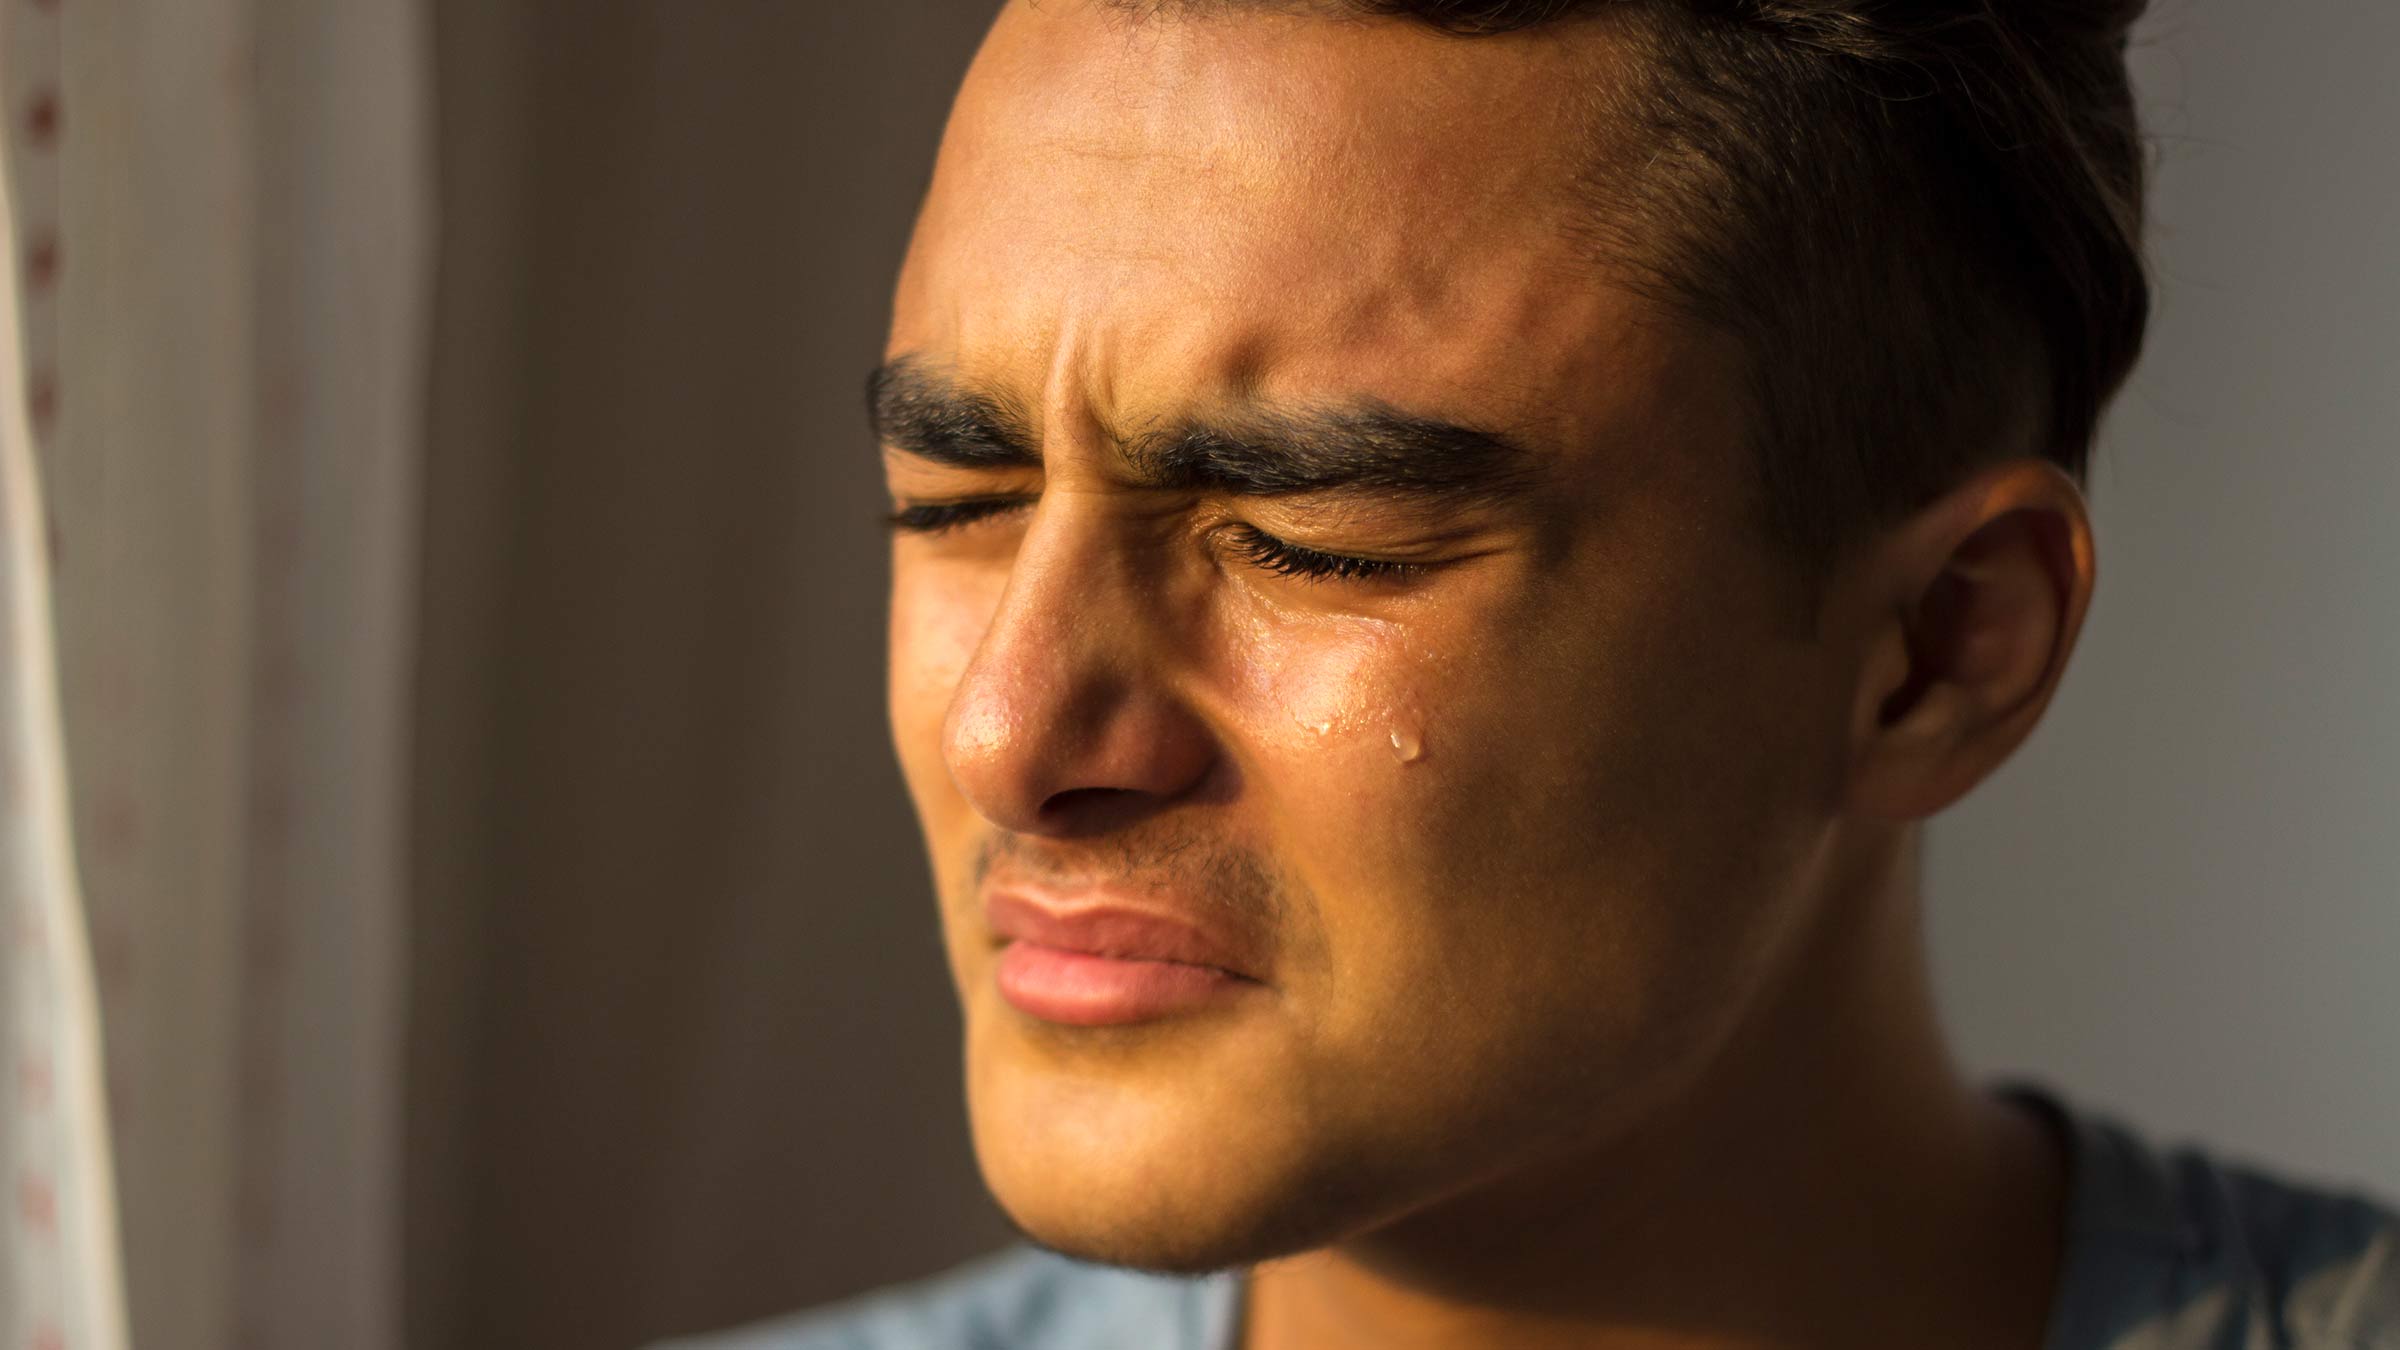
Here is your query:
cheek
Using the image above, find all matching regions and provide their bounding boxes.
[1223,566,1800,1007]
[1207,597,1433,793]
[887,561,1001,819]
[1198,593,1483,955]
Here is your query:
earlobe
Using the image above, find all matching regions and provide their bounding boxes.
[1843,460,2097,821]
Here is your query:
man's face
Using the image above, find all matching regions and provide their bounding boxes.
[884,3,1857,1269]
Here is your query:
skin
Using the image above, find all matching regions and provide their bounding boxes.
[881,5,2097,1347]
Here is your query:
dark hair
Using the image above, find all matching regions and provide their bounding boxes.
[1119,0,2152,577]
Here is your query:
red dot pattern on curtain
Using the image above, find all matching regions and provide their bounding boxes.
[9,0,73,1343]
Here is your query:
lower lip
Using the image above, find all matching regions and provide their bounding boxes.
[994,941,1252,1026]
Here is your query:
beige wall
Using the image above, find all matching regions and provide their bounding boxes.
[1927,0,2400,1210]
[412,5,1010,1347]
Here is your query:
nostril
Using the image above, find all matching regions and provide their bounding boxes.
[1037,786,1160,834]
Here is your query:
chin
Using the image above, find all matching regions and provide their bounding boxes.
[961,1007,1397,1276]
[999,1212,1281,1277]
[980,1152,1374,1277]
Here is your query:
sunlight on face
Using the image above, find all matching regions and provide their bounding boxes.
[883,0,1849,1271]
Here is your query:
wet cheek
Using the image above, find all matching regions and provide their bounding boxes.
[1213,606,1437,781]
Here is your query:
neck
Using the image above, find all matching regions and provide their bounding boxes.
[1238,830,2069,1350]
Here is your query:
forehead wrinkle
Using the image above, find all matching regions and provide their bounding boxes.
[1038,312,1156,483]
[905,3,1691,498]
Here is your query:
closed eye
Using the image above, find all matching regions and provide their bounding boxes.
[890,499,1429,586]
[1225,525,1426,584]
[886,496,1033,534]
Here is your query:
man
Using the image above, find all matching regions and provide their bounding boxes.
[670,1,2398,1347]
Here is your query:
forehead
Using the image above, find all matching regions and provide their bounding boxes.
[893,3,1694,451]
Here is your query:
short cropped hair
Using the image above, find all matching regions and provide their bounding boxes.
[1111,0,2152,578]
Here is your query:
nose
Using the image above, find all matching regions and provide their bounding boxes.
[941,504,1219,837]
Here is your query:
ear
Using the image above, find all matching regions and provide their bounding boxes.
[1841,458,2097,821]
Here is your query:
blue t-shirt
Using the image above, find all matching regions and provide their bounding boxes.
[658,1084,2400,1349]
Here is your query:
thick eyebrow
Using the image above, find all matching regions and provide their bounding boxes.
[868,357,1040,469]
[868,357,1536,504]
[1126,408,1534,505]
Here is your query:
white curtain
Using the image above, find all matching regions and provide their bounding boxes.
[3,0,431,1346]
[0,0,125,1339]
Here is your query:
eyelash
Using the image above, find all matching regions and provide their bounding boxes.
[1222,525,1423,583]
[886,497,1029,534]
[887,499,1422,584]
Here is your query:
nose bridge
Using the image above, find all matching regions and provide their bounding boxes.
[991,498,1122,690]
[979,342,1134,695]
[942,491,1214,833]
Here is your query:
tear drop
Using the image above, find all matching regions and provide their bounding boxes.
[1389,726,1424,763]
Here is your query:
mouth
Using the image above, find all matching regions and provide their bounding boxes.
[984,890,1266,1027]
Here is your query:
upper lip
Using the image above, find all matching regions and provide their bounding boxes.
[984,889,1265,981]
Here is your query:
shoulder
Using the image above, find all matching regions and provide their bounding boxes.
[2186,1147,2400,1347]
[2019,1083,2400,1350]
[647,1244,1242,1350]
